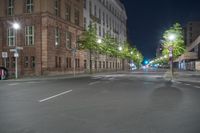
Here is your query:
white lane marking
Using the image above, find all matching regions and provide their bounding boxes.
[8,83,20,86]
[194,86,200,89]
[26,81,40,84]
[175,81,181,84]
[184,83,191,86]
[89,81,100,85]
[39,90,72,103]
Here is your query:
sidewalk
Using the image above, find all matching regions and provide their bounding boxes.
[1,71,128,82]
[164,70,200,83]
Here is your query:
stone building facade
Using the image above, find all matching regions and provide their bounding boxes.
[0,0,85,77]
[83,0,128,72]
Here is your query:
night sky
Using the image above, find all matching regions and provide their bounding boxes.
[122,0,200,59]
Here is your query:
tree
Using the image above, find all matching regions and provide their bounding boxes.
[78,25,98,73]
[162,23,185,59]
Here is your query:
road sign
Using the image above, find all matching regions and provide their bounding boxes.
[2,52,8,58]
[16,46,23,50]
[14,52,19,58]
[10,49,16,52]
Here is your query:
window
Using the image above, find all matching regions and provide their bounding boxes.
[54,0,60,16]
[24,56,29,68]
[26,0,33,13]
[84,17,87,30]
[106,61,108,68]
[103,61,105,68]
[25,26,34,46]
[65,4,71,21]
[59,57,61,68]
[95,61,97,69]
[66,57,71,68]
[84,60,87,69]
[99,61,101,69]
[55,27,60,47]
[83,0,87,9]
[99,9,101,20]
[12,57,15,68]
[30,56,35,68]
[89,1,92,15]
[103,12,105,25]
[74,9,80,26]
[66,31,72,48]
[6,58,10,68]
[7,0,14,16]
[110,62,112,68]
[55,56,58,68]
[7,28,15,46]
[94,5,97,16]
[99,26,101,36]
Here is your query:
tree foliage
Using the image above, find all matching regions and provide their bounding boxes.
[162,23,185,58]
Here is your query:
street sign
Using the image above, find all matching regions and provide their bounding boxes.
[10,49,16,52]
[2,52,8,58]
[16,46,23,50]
[14,52,19,58]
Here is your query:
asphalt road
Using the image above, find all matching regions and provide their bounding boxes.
[0,72,200,133]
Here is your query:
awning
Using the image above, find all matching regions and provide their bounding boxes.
[174,52,198,62]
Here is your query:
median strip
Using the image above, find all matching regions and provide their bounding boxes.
[39,90,72,103]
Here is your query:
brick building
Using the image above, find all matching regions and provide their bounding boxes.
[0,0,85,77]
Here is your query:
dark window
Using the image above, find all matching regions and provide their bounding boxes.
[7,0,14,16]
[99,61,101,69]
[31,56,35,68]
[66,31,72,48]
[24,56,29,68]
[54,0,60,16]
[65,4,71,21]
[12,57,15,68]
[26,0,33,13]
[74,9,80,26]
[59,57,61,68]
[55,56,58,68]
[84,60,87,69]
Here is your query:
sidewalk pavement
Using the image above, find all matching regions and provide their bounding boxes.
[1,71,128,82]
[164,70,200,83]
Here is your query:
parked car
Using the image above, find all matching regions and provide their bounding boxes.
[0,66,8,80]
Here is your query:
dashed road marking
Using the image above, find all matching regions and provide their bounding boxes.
[89,81,100,85]
[194,86,200,89]
[8,83,20,86]
[39,90,72,103]
[184,83,191,86]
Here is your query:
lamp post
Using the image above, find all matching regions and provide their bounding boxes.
[116,46,122,71]
[168,34,176,81]
[12,23,20,79]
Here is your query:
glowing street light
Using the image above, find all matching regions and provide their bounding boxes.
[13,22,20,30]
[118,46,122,51]
[168,34,176,41]
[97,38,102,44]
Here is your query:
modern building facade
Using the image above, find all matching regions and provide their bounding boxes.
[0,0,84,77]
[176,21,200,71]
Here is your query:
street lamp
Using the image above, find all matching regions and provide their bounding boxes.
[97,38,102,44]
[168,33,176,81]
[12,22,20,79]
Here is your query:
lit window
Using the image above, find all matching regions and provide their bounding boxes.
[55,27,61,47]
[7,28,15,46]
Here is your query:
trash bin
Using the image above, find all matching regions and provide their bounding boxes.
[0,67,8,80]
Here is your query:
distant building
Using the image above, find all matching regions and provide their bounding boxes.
[0,0,84,77]
[83,0,128,71]
[185,21,200,46]
[176,21,200,71]
[83,0,127,44]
